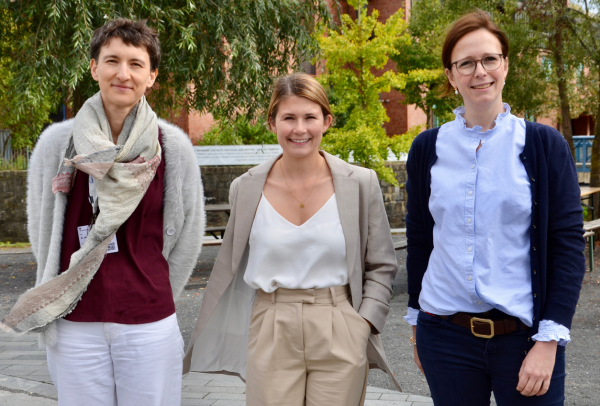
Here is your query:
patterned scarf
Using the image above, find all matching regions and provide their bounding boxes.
[1,92,160,335]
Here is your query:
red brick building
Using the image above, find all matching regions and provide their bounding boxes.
[184,0,427,143]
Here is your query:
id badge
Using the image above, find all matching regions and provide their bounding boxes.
[77,225,119,254]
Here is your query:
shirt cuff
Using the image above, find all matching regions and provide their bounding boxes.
[404,307,419,326]
[531,319,571,346]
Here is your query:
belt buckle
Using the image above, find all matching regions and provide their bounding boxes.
[470,317,494,338]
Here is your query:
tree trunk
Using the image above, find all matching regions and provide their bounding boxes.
[590,70,600,187]
[71,84,87,116]
[553,9,575,159]
[426,108,432,130]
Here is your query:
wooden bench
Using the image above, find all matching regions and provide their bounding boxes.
[206,226,227,239]
[202,239,224,247]
[583,219,600,272]
[393,239,407,251]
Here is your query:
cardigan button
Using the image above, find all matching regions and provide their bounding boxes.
[531,178,535,182]
[533,270,537,274]
[532,247,536,251]
[534,293,537,297]
[166,227,176,236]
[533,225,537,229]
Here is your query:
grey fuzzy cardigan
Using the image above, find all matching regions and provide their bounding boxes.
[27,118,205,346]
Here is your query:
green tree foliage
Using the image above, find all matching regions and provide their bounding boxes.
[566,0,600,186]
[315,0,437,185]
[0,8,56,150]
[199,115,276,146]
[399,0,552,127]
[0,0,332,148]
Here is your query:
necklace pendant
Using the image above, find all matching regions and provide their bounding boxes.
[300,203,305,208]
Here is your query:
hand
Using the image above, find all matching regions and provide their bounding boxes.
[517,340,558,396]
[412,325,424,374]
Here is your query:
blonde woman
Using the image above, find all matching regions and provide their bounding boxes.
[184,72,400,406]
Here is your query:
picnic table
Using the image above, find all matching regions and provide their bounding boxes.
[580,186,600,219]
[204,204,231,243]
[580,186,600,272]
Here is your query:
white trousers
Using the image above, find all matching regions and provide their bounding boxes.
[46,314,184,406]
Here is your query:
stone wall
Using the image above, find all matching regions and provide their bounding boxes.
[0,171,28,243]
[0,163,408,242]
[200,162,408,229]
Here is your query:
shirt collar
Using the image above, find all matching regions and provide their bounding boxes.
[453,103,512,138]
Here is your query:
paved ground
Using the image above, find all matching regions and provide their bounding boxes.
[0,238,598,405]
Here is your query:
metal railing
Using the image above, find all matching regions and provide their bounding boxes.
[574,135,594,173]
[0,130,30,171]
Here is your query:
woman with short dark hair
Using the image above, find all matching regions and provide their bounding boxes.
[2,19,204,406]
[405,10,585,406]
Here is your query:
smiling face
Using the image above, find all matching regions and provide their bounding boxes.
[90,37,158,112]
[445,29,508,111]
[269,96,332,159]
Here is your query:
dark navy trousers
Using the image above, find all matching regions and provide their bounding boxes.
[416,311,566,406]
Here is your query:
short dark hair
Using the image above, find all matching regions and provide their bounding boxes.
[442,10,509,95]
[90,19,161,71]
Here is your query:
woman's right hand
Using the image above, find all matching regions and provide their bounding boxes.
[412,325,424,374]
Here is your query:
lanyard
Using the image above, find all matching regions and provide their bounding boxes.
[88,175,99,226]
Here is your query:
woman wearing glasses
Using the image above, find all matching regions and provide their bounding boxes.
[405,10,585,406]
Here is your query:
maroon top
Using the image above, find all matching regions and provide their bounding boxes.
[60,131,175,324]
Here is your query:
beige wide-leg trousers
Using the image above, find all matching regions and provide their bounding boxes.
[246,285,370,406]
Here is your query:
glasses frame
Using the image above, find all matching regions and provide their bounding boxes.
[451,53,505,76]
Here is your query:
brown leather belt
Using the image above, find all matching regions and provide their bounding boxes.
[439,312,529,339]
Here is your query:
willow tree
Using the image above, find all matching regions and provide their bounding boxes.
[0,0,332,147]
[316,0,438,185]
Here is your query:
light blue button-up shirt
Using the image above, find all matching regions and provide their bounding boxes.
[405,104,570,345]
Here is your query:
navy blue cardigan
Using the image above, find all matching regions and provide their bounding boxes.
[405,121,586,334]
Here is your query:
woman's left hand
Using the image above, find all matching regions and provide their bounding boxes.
[516,340,558,396]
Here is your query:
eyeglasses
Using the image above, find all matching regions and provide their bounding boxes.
[451,54,505,76]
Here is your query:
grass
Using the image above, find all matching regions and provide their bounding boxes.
[0,242,31,249]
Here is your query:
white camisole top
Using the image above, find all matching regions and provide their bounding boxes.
[244,193,349,292]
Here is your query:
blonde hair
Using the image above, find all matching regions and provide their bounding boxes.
[267,73,333,124]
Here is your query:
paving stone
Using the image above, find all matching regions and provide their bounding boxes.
[380,393,409,401]
[181,392,211,399]
[205,393,246,400]
[181,400,215,406]
[406,394,434,402]
[183,385,245,394]
[0,360,46,366]
[364,401,411,406]
[0,342,36,347]
[15,355,47,361]
[365,392,382,400]
[365,386,396,393]
[0,374,40,391]
[0,389,57,406]
[29,382,58,399]
[211,401,246,406]
[29,368,50,376]
[205,380,245,387]
[0,346,43,352]
[201,374,241,382]
[23,375,53,384]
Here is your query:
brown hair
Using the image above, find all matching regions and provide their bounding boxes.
[267,73,333,124]
[441,10,509,95]
[90,19,161,71]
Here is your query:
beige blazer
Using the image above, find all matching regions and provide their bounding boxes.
[183,151,401,391]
